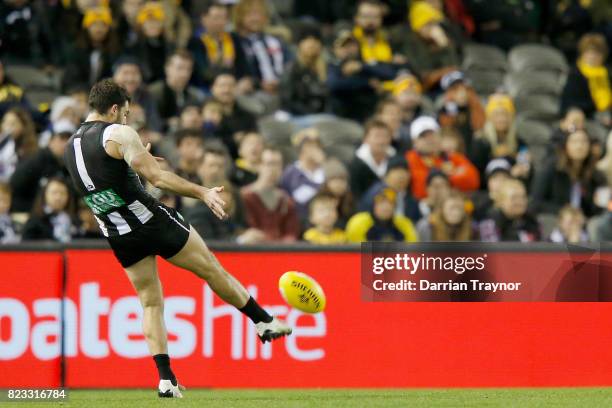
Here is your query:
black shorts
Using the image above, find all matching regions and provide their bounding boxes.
[107,204,191,268]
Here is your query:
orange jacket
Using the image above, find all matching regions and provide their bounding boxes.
[405,150,480,199]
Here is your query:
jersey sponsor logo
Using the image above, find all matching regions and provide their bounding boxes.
[84,189,126,214]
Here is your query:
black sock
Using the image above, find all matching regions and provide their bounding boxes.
[153,354,177,386]
[239,296,273,323]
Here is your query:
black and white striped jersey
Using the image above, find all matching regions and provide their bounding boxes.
[64,121,160,238]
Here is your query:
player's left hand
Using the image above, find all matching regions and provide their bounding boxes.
[145,143,165,162]
[202,186,228,220]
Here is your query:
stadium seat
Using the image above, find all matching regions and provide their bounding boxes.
[462,43,507,72]
[258,116,296,145]
[585,120,609,146]
[504,72,564,98]
[537,213,559,239]
[465,69,505,96]
[515,117,553,146]
[313,118,364,146]
[514,94,560,123]
[508,44,569,76]
[4,64,60,90]
[323,143,357,166]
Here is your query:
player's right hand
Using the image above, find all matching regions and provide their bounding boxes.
[202,186,228,220]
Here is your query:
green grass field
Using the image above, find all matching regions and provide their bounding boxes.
[7,388,612,408]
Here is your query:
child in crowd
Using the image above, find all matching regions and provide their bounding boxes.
[550,205,589,243]
[303,193,347,244]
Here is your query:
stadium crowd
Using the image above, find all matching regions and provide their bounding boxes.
[0,0,611,245]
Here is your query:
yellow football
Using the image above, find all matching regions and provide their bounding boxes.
[279,271,326,314]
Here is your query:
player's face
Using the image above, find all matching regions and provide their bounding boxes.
[117,102,130,125]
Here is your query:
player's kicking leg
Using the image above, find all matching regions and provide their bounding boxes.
[124,256,184,398]
[167,226,292,342]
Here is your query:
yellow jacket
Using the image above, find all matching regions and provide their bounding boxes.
[345,212,419,243]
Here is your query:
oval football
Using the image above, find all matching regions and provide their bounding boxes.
[278,271,326,314]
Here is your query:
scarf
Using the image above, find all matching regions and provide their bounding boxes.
[201,32,235,66]
[247,34,284,82]
[577,61,612,112]
[352,26,392,64]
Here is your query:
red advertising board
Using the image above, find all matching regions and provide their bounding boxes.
[0,252,63,388]
[2,249,612,388]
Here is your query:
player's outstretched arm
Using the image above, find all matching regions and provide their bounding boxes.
[104,125,227,219]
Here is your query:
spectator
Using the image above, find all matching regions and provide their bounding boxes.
[62,7,120,91]
[417,191,475,241]
[303,192,347,244]
[349,119,395,199]
[22,177,76,242]
[547,0,593,62]
[479,178,541,242]
[346,187,418,242]
[116,0,144,50]
[561,33,611,126]
[376,98,411,153]
[550,205,589,243]
[352,0,396,65]
[471,158,513,221]
[177,103,204,132]
[390,74,434,151]
[231,131,263,187]
[149,50,205,125]
[128,2,174,83]
[189,2,246,87]
[597,130,612,186]
[232,0,290,94]
[405,116,480,199]
[280,128,326,220]
[38,96,81,147]
[0,60,32,118]
[418,168,452,219]
[530,129,607,217]
[279,24,330,121]
[9,120,73,212]
[209,73,257,157]
[174,128,204,184]
[392,1,461,91]
[201,100,224,139]
[551,106,586,148]
[321,158,355,227]
[437,70,485,150]
[327,30,396,121]
[240,147,300,242]
[0,107,38,182]
[359,155,421,222]
[112,57,163,132]
[0,182,18,243]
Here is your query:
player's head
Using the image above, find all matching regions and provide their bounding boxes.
[88,79,131,125]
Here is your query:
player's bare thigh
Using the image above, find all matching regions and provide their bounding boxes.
[166,226,221,280]
[124,255,163,306]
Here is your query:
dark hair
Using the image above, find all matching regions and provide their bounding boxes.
[3,107,38,158]
[308,192,339,215]
[203,1,228,15]
[203,141,229,159]
[175,128,203,147]
[166,49,194,66]
[364,118,392,138]
[557,129,598,184]
[31,177,75,218]
[112,56,143,75]
[88,79,130,114]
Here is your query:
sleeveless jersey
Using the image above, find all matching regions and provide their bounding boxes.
[64,121,160,238]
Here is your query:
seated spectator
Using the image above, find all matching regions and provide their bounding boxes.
[321,158,355,227]
[116,0,143,50]
[479,178,541,242]
[279,24,329,121]
[232,0,290,94]
[417,191,475,241]
[327,30,396,121]
[186,180,245,241]
[201,100,224,139]
[419,169,452,219]
[38,96,81,147]
[0,107,38,182]
[112,57,163,132]
[189,2,246,87]
[437,71,485,150]
[209,73,257,157]
[352,0,397,65]
[0,182,18,244]
[550,205,589,243]
[530,129,607,217]
[390,74,434,152]
[240,147,300,243]
[22,177,76,242]
[303,192,347,244]
[346,187,418,242]
[9,120,72,212]
[359,155,421,222]
[149,50,205,125]
[471,158,513,221]
[376,98,410,153]
[177,103,203,133]
[406,116,480,199]
[597,130,612,186]
[280,128,326,220]
[62,7,120,91]
[561,33,611,126]
[392,1,461,91]
[0,60,32,118]
[174,128,204,185]
[231,131,263,187]
[75,201,103,239]
[550,107,586,148]
[349,119,395,199]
